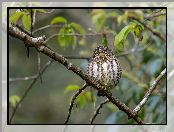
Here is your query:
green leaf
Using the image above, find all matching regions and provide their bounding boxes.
[64,85,80,93]
[71,29,77,49]
[57,25,77,48]
[22,14,31,31]
[57,27,70,47]
[50,16,67,24]
[9,95,21,108]
[84,91,96,102]
[114,21,144,53]
[77,94,86,108]
[130,20,144,41]
[114,25,131,52]
[9,11,24,25]
[70,22,86,34]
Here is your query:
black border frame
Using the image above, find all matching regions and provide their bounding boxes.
[7,6,167,125]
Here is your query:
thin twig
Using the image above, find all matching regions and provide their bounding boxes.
[45,33,102,43]
[64,84,88,124]
[32,10,36,27]
[31,9,43,83]
[90,99,110,124]
[16,24,31,36]
[33,25,63,34]
[9,60,54,123]
[133,68,166,114]
[129,16,166,41]
[37,52,42,83]
[144,10,166,21]
[9,75,37,82]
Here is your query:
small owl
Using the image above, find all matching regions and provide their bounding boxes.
[87,46,122,95]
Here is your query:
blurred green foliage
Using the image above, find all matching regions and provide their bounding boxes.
[9,8,166,124]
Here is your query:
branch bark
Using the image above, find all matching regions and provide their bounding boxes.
[129,16,166,41]
[9,24,144,124]
[90,99,110,124]
[133,68,166,114]
[64,84,88,124]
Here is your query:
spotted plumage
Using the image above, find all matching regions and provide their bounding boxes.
[88,46,122,92]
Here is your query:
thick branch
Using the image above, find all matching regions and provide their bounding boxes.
[133,68,166,114]
[9,25,144,124]
[90,99,110,124]
[64,84,88,124]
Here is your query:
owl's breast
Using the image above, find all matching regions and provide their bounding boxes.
[88,59,120,88]
[87,46,122,89]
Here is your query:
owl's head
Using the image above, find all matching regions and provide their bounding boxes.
[93,46,113,61]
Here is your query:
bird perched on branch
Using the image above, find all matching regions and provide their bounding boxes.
[87,46,122,96]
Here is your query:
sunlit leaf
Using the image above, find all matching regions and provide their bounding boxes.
[50,16,67,24]
[114,25,131,52]
[70,22,86,35]
[130,20,144,41]
[57,25,77,48]
[57,27,70,47]
[9,11,24,25]
[77,94,86,108]
[64,85,80,93]
[22,14,31,31]
[114,20,144,53]
[71,35,77,49]
[84,91,96,102]
[9,95,21,108]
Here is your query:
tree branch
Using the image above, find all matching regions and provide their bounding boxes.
[64,84,88,124]
[90,99,110,124]
[144,11,166,20]
[133,68,166,114]
[33,25,63,34]
[129,16,166,41]
[9,75,37,82]
[9,24,144,124]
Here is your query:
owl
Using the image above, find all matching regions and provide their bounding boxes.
[87,46,122,95]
